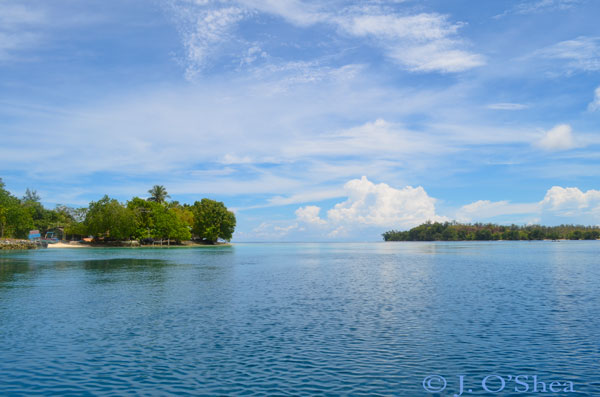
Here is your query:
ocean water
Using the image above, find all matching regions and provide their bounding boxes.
[0,242,598,396]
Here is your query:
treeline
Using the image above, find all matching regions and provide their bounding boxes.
[383,222,600,241]
[0,180,235,244]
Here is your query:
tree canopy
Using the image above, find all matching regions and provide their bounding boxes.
[0,179,234,244]
[191,198,236,243]
[85,196,136,240]
[383,222,600,241]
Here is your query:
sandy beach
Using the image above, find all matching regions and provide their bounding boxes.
[47,242,89,249]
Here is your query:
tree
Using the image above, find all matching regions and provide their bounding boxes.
[85,196,135,240]
[147,185,170,203]
[152,204,191,242]
[191,198,236,243]
[0,179,34,238]
[0,179,10,237]
[127,198,191,242]
[127,197,155,240]
[22,188,41,203]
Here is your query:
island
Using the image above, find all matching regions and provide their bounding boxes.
[0,180,235,248]
[383,221,600,241]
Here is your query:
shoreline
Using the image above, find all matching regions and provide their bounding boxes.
[46,241,231,249]
[1,239,231,250]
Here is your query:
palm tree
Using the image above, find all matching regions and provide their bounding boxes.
[148,185,170,203]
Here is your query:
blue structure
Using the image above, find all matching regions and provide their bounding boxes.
[28,230,41,240]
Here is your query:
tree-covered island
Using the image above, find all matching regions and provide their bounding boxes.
[383,221,600,241]
[0,179,235,245]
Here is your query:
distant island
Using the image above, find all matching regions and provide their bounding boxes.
[383,222,600,241]
[0,180,235,247]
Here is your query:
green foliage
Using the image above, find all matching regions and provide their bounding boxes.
[383,222,600,241]
[22,188,41,203]
[0,179,34,238]
[147,185,170,203]
[85,196,136,240]
[150,202,191,241]
[191,198,236,243]
[0,180,234,244]
[128,197,155,239]
[127,198,191,241]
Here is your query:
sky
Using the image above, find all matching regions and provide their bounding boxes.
[1,0,600,241]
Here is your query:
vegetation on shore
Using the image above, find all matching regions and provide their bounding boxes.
[383,221,600,241]
[0,179,235,244]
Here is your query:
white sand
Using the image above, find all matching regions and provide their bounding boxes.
[47,242,89,249]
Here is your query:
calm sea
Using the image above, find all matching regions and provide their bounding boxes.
[0,242,598,396]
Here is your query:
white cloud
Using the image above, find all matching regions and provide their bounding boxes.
[286,118,453,159]
[342,13,460,40]
[246,176,448,240]
[266,189,345,207]
[540,186,600,212]
[252,182,600,240]
[536,124,577,151]
[456,200,539,222]
[166,2,247,78]
[486,103,529,110]
[325,176,447,228]
[388,39,484,73]
[237,0,325,26]
[495,0,581,17]
[537,36,600,72]
[295,205,326,225]
[456,186,600,225]
[328,11,484,73]
[165,1,484,74]
[588,86,600,111]
[337,12,484,72]
[250,221,299,239]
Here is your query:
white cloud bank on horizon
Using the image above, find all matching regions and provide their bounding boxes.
[247,179,600,240]
[252,176,448,239]
[456,186,600,225]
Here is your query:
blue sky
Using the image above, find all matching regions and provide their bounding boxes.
[1,0,600,241]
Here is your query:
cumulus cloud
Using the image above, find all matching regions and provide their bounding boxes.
[540,186,600,213]
[295,205,326,225]
[588,86,600,111]
[248,182,600,240]
[248,176,447,239]
[536,124,577,151]
[326,176,447,228]
[456,186,600,225]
